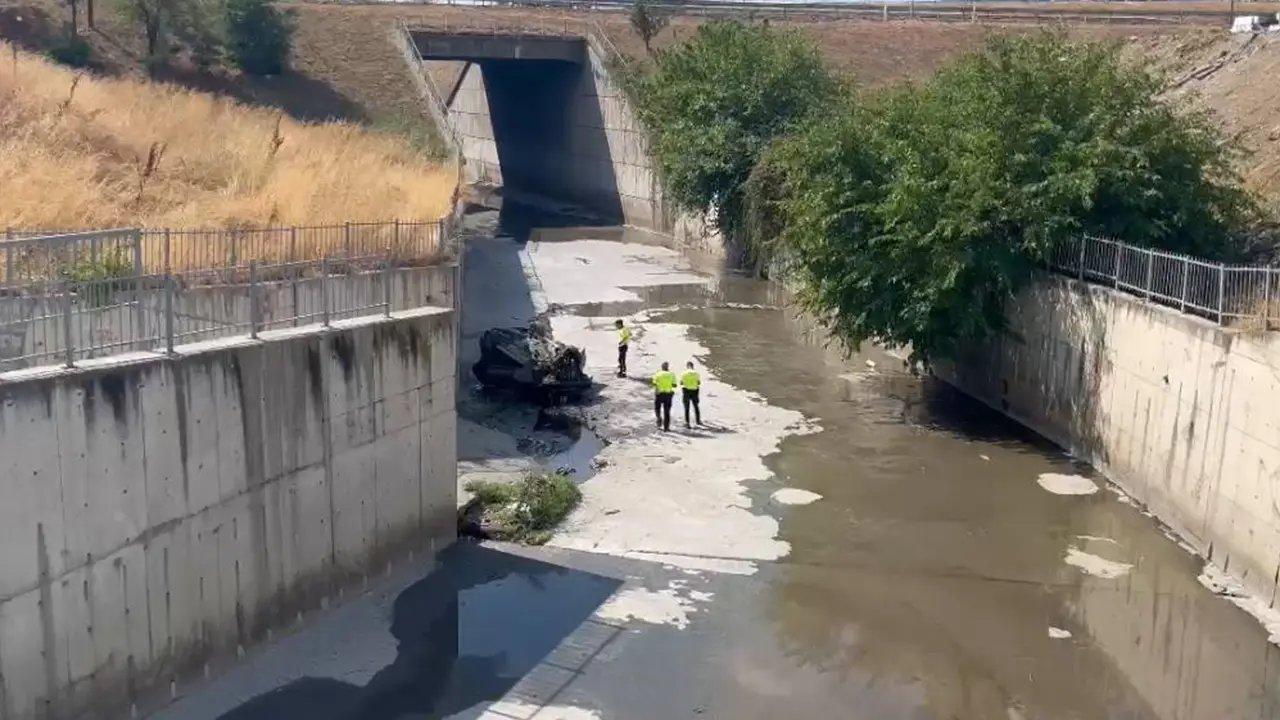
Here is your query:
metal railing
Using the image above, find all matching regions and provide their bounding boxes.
[392,0,1246,27]
[0,219,457,373]
[1,220,447,283]
[1047,235,1279,330]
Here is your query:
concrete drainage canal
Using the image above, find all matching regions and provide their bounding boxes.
[147,196,1280,720]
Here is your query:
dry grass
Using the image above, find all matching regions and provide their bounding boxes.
[0,43,455,231]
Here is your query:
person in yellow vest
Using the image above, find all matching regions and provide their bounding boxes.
[680,361,702,428]
[615,319,632,377]
[652,361,677,431]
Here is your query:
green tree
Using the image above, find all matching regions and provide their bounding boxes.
[627,21,838,238]
[765,33,1255,366]
[629,0,669,55]
[224,0,293,76]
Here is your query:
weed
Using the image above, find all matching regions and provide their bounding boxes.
[61,248,135,306]
[463,471,582,545]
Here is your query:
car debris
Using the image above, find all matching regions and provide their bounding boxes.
[472,316,592,402]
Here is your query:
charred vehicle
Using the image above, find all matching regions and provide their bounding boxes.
[472,317,591,402]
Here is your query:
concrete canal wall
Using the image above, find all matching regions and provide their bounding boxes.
[0,307,458,719]
[940,275,1280,605]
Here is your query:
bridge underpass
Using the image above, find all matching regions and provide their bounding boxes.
[410,30,661,228]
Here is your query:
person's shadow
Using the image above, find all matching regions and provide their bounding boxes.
[218,542,620,720]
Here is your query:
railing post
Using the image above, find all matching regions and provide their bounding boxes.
[321,256,331,328]
[1152,249,1162,299]
[132,228,145,347]
[1078,237,1086,281]
[164,273,175,354]
[1179,260,1189,313]
[249,259,261,339]
[62,281,75,369]
[1263,268,1272,331]
[1113,242,1123,289]
[383,248,393,318]
[163,228,174,354]
[289,226,297,264]
[1217,263,1226,324]
[344,221,352,259]
[4,240,12,285]
[393,219,401,257]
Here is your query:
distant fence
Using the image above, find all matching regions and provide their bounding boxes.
[391,0,1246,27]
[0,219,457,372]
[1048,235,1279,330]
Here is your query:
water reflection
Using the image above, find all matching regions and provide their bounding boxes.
[217,543,619,720]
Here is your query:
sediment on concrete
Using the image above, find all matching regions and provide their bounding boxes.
[938,275,1280,604]
[0,308,458,720]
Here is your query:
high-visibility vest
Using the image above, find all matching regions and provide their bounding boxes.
[652,370,677,393]
[680,370,701,390]
[618,327,632,346]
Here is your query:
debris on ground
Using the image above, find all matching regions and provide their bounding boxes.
[459,471,582,545]
[472,316,592,402]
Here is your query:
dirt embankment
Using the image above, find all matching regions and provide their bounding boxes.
[1134,30,1280,209]
[6,1,1280,209]
[0,43,454,229]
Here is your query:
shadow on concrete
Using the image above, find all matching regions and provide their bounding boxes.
[216,542,620,720]
[482,59,625,225]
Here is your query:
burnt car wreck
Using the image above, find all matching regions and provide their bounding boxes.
[472,317,592,402]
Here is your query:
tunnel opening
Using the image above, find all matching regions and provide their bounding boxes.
[412,31,629,224]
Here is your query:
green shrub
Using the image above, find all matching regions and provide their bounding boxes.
[224,0,293,76]
[626,21,839,238]
[464,472,582,545]
[765,33,1255,366]
[371,112,449,162]
[61,249,136,307]
[48,37,92,68]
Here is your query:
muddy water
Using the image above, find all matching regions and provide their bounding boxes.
[656,295,1280,719]
[465,201,1280,718]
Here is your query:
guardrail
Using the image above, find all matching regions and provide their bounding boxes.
[0,218,458,373]
[380,0,1247,27]
[1048,235,1278,329]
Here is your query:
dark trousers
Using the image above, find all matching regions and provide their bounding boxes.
[618,345,628,375]
[654,392,673,430]
[682,388,701,426]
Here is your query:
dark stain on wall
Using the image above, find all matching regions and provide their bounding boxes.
[306,342,325,416]
[331,333,356,385]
